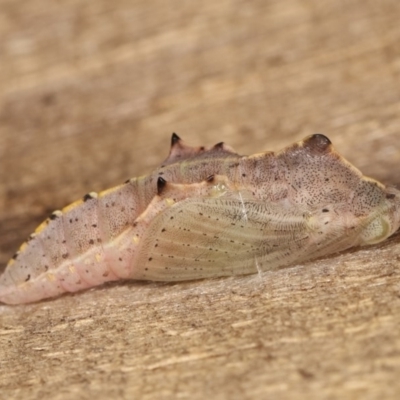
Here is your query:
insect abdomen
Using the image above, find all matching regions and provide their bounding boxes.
[0,179,153,304]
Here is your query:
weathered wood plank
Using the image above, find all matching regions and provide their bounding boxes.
[1,0,400,398]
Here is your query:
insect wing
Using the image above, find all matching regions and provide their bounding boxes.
[133,193,323,281]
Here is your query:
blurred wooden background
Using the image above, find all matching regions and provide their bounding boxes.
[1,0,400,399]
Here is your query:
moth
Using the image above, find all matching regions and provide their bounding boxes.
[1,133,399,304]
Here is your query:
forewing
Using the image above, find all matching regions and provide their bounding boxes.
[132,194,332,281]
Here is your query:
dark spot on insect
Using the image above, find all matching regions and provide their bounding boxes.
[89,239,94,245]
[124,179,130,184]
[50,212,59,220]
[133,222,138,227]
[86,270,89,273]
[75,218,78,222]
[145,267,148,271]
[306,134,332,152]
[157,176,167,195]
[62,253,69,259]
[172,133,182,145]
[148,257,153,261]
[83,193,94,202]
[12,252,19,260]
[155,244,158,247]
[242,173,246,177]
[97,238,102,243]
[170,216,174,220]
[119,257,122,261]
[161,228,166,232]
[62,240,66,244]
[102,271,109,277]
[325,178,329,182]
[324,222,329,225]
[386,193,396,199]
[231,223,236,226]
[199,212,203,216]
[69,219,73,223]
[112,202,115,207]
[322,209,329,213]
[92,224,97,228]
[45,265,49,271]
[206,174,215,183]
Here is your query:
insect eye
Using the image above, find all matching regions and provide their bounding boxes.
[359,216,391,245]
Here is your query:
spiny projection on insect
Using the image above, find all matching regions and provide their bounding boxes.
[1,133,400,304]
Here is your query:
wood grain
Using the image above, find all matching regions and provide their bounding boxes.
[1,0,400,398]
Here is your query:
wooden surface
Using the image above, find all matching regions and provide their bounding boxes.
[1,0,400,398]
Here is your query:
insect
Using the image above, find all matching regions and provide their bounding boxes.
[1,133,399,304]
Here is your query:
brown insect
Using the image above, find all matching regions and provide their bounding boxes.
[1,133,399,304]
